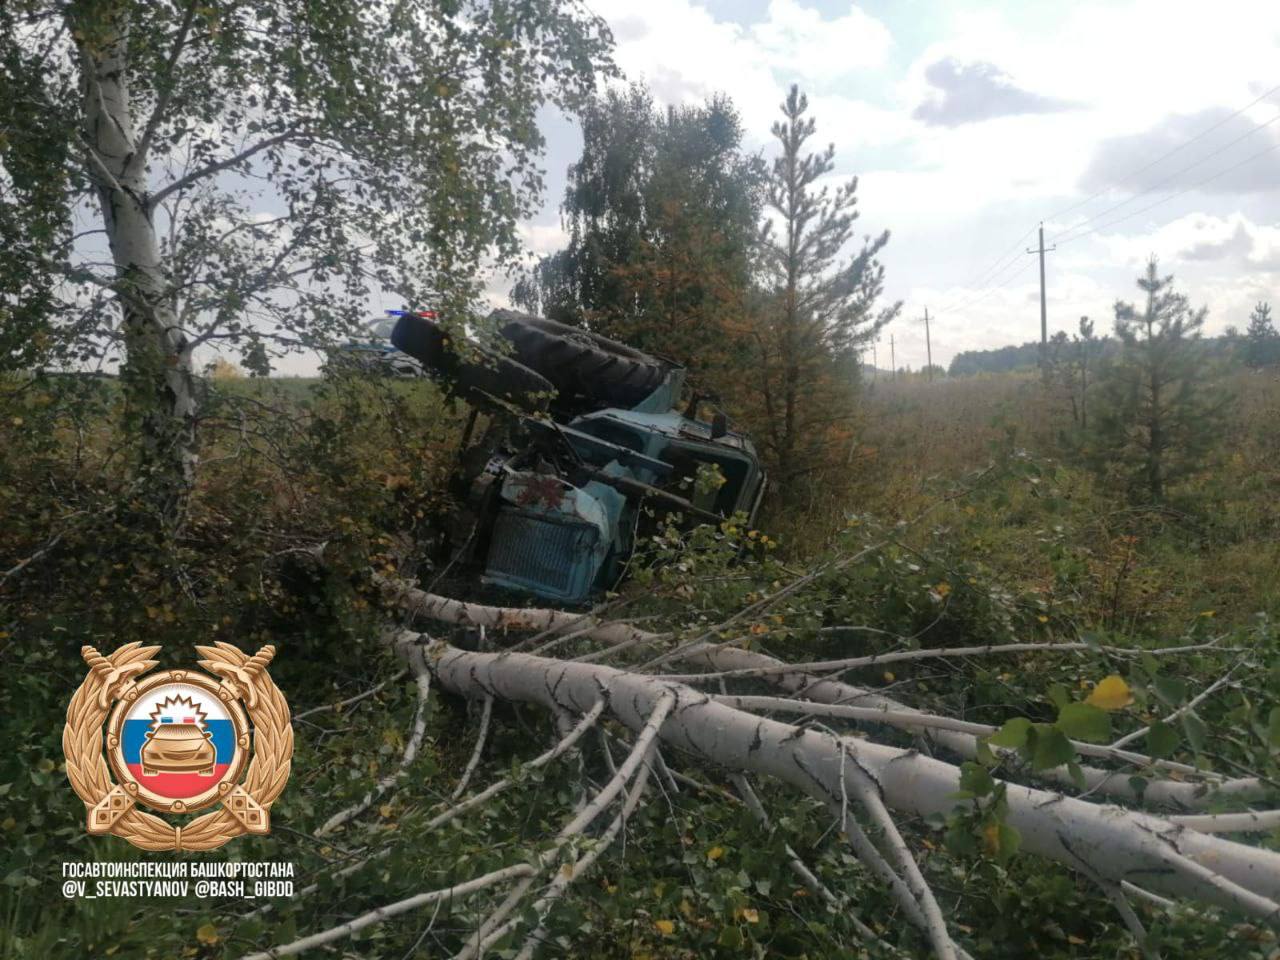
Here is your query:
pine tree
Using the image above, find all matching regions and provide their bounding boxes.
[754,85,899,482]
[1088,260,1227,502]
[1243,301,1280,368]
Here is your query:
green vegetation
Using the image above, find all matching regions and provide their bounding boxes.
[4,350,1280,959]
[4,7,1280,959]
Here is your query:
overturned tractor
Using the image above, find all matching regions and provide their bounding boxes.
[388,309,766,603]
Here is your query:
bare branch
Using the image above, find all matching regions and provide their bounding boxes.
[293,669,406,722]
[151,130,308,208]
[240,864,536,960]
[1110,663,1242,749]
[660,640,1231,684]
[130,0,199,173]
[452,692,675,960]
[316,650,431,836]
[1169,810,1280,834]
[450,695,494,801]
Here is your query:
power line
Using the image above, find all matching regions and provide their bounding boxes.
[951,259,1037,316]
[1056,136,1280,248]
[935,226,1036,314]
[1043,80,1280,224]
[941,246,1034,315]
[1049,108,1280,244]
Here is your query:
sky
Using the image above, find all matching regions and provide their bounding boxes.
[515,0,1280,371]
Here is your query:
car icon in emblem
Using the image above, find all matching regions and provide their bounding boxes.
[141,722,216,777]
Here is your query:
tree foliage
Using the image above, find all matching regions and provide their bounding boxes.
[1087,260,1228,501]
[1243,301,1280,369]
[512,83,763,398]
[751,85,899,482]
[1,0,613,524]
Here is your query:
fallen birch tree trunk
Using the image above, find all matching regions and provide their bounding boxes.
[380,578,1269,810]
[235,576,1280,960]
[397,633,1280,918]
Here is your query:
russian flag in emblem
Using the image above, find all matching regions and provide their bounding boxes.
[120,683,236,799]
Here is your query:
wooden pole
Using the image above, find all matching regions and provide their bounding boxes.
[923,308,933,381]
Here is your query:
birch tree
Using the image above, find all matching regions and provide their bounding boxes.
[0,0,612,527]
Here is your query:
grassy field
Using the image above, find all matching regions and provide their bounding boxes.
[4,366,1280,959]
[765,369,1280,641]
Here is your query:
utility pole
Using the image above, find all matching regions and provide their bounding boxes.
[889,334,896,382]
[1027,222,1056,374]
[922,307,933,382]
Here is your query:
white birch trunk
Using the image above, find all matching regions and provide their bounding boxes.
[400,633,1280,920]
[73,6,197,521]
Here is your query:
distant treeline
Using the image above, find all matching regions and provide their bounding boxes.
[948,334,1245,377]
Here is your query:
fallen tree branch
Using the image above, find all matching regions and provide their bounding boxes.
[293,668,407,722]
[240,863,535,960]
[316,649,431,837]
[715,694,1213,780]
[660,640,1237,683]
[728,772,880,941]
[450,695,493,801]
[393,632,1280,922]
[512,747,657,959]
[452,691,675,960]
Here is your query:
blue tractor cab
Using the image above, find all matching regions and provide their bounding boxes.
[390,309,766,604]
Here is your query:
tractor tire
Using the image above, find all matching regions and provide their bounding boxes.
[489,309,670,409]
[391,313,553,411]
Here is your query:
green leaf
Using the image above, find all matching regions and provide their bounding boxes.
[1268,707,1280,749]
[1055,703,1111,743]
[975,737,996,767]
[1181,712,1208,754]
[1046,684,1071,710]
[1030,725,1075,771]
[988,717,1032,749]
[717,926,745,948]
[1153,676,1187,708]
[1147,721,1180,759]
[1067,761,1087,790]
[959,762,995,798]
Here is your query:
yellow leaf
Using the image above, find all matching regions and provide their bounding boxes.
[196,923,219,946]
[707,846,725,861]
[883,671,895,683]
[378,803,393,818]
[982,823,1001,856]
[1085,675,1133,711]
[934,582,951,598]
[654,919,675,936]
[741,907,759,924]
[1037,615,1049,623]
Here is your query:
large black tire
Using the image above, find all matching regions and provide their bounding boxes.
[390,314,553,410]
[489,309,670,409]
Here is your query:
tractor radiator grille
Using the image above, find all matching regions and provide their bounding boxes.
[485,510,596,598]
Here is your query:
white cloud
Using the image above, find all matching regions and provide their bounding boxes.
[1097,212,1280,272]
[749,0,892,79]
[560,0,1280,364]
